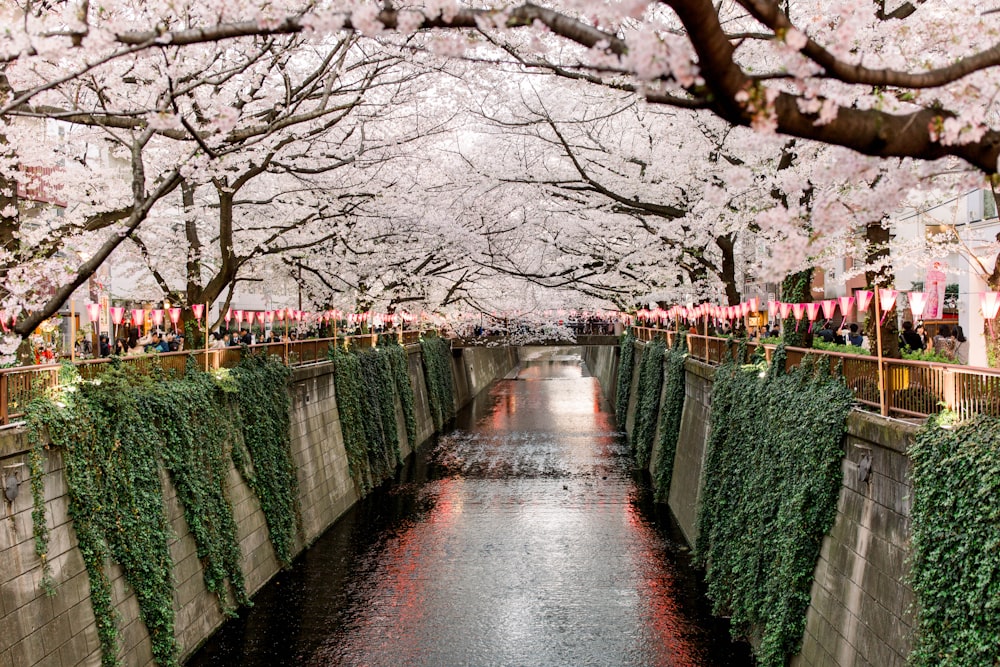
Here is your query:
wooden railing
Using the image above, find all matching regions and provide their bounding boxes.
[0,330,434,425]
[631,326,1000,420]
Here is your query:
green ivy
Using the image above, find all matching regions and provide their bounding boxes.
[909,414,1000,667]
[615,330,636,426]
[229,353,299,567]
[420,336,455,431]
[694,346,853,666]
[632,336,666,469]
[25,365,181,666]
[22,354,292,666]
[384,342,418,448]
[653,334,688,502]
[781,269,813,348]
[330,344,408,495]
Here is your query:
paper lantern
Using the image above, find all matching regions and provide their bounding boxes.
[749,297,760,312]
[192,304,204,320]
[768,300,778,318]
[740,302,751,317]
[168,308,180,325]
[110,307,124,325]
[276,309,286,321]
[130,309,144,326]
[821,299,837,320]
[805,302,821,321]
[878,288,898,312]
[838,296,855,319]
[151,309,164,326]
[779,302,792,319]
[234,310,243,325]
[908,292,928,319]
[855,289,874,313]
[792,303,806,321]
[224,309,232,324]
[981,292,1000,319]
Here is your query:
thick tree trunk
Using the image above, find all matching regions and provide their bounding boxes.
[864,220,900,358]
[781,269,813,348]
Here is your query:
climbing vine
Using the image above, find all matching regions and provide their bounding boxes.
[330,344,406,495]
[25,365,181,666]
[694,348,853,667]
[614,330,636,427]
[420,336,455,431]
[632,336,666,469]
[384,341,417,448]
[22,354,294,666]
[653,334,688,502]
[909,413,1000,667]
[781,269,813,348]
[229,354,299,567]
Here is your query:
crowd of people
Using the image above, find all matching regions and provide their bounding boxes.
[693,318,969,364]
[898,321,968,364]
[99,328,186,357]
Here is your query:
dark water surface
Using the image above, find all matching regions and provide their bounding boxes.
[188,352,753,666]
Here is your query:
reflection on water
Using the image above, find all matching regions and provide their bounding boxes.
[188,352,752,666]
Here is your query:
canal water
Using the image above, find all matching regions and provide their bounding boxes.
[188,349,753,666]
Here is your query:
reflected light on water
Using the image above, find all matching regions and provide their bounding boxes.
[188,349,752,667]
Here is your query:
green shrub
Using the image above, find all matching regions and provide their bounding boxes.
[813,340,870,355]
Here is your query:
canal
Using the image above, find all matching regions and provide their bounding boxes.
[188,349,753,666]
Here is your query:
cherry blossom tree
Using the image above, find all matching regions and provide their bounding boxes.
[4,0,1000,361]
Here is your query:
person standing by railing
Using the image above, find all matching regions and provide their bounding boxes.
[899,321,925,352]
[933,325,957,360]
[952,326,968,365]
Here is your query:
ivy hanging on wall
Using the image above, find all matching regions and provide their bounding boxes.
[653,334,688,502]
[420,336,455,431]
[330,344,408,495]
[384,342,418,448]
[25,353,298,667]
[229,354,299,568]
[632,336,666,469]
[909,413,1000,667]
[614,330,636,427]
[694,347,853,667]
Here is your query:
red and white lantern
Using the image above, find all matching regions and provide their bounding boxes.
[908,292,928,319]
[855,289,874,313]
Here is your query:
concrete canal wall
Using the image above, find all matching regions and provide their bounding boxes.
[589,345,918,667]
[0,344,517,667]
